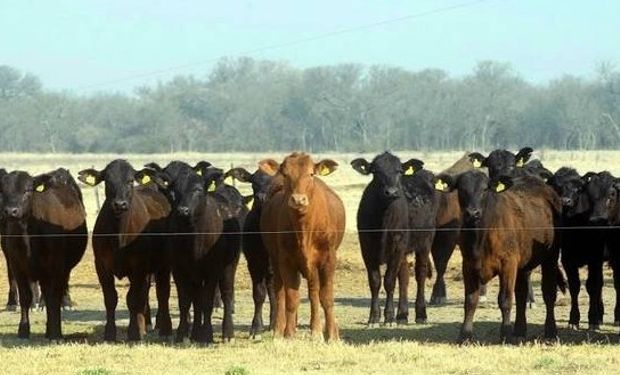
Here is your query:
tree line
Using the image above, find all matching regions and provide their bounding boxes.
[0,58,619,153]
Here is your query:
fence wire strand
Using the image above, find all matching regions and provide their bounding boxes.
[2,225,620,238]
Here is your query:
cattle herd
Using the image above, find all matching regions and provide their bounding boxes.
[1,148,620,345]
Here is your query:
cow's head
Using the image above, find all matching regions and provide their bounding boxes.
[582,171,617,225]
[173,169,208,219]
[278,153,337,213]
[225,167,274,206]
[433,170,513,226]
[0,170,53,221]
[78,159,162,216]
[351,152,423,200]
[546,167,589,217]
[469,147,533,179]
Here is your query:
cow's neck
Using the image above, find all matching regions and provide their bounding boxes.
[112,192,150,248]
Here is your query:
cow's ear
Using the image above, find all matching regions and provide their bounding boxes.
[135,168,169,188]
[194,161,212,176]
[258,159,280,176]
[243,195,254,208]
[144,162,163,172]
[32,174,53,193]
[225,168,253,183]
[315,159,338,176]
[78,169,103,186]
[203,168,224,192]
[515,147,533,167]
[582,171,597,183]
[402,159,424,176]
[489,175,514,193]
[350,158,371,175]
[432,174,455,193]
[468,152,486,168]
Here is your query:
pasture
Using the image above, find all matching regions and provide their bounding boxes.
[1,151,620,375]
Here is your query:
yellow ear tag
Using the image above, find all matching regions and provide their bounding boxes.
[404,166,415,176]
[434,179,446,191]
[141,175,151,184]
[516,158,524,168]
[163,180,169,187]
[35,184,45,193]
[245,197,254,208]
[207,181,216,192]
[472,159,482,168]
[196,169,203,176]
[224,175,234,185]
[319,165,331,176]
[495,182,506,193]
[85,175,96,186]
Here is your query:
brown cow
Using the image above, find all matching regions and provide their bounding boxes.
[435,172,563,342]
[260,153,345,341]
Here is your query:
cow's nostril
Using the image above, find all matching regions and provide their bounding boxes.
[177,206,190,216]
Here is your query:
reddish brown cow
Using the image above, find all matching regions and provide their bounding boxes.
[260,153,345,341]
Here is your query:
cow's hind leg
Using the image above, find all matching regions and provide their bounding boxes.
[513,270,529,339]
[430,230,457,305]
[541,256,559,339]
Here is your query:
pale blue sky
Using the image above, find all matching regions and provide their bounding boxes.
[1,0,618,93]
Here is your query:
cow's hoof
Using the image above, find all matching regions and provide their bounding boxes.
[366,323,379,329]
[384,321,396,328]
[430,297,447,305]
[588,323,600,331]
[222,337,235,344]
[568,323,579,330]
[396,318,408,326]
[251,334,262,341]
[415,318,428,324]
[6,304,18,312]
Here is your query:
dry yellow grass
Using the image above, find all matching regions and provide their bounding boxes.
[0,151,620,375]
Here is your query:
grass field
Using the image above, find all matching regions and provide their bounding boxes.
[1,150,620,375]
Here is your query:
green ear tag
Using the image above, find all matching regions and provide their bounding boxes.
[495,182,506,193]
[35,184,45,192]
[404,166,414,176]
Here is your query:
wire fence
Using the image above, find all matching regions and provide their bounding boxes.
[1,225,619,238]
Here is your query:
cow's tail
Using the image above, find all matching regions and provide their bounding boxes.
[556,265,567,295]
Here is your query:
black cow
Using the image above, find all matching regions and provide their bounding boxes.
[225,165,276,338]
[548,169,614,329]
[166,166,241,343]
[0,168,87,339]
[78,160,172,341]
[352,152,438,326]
